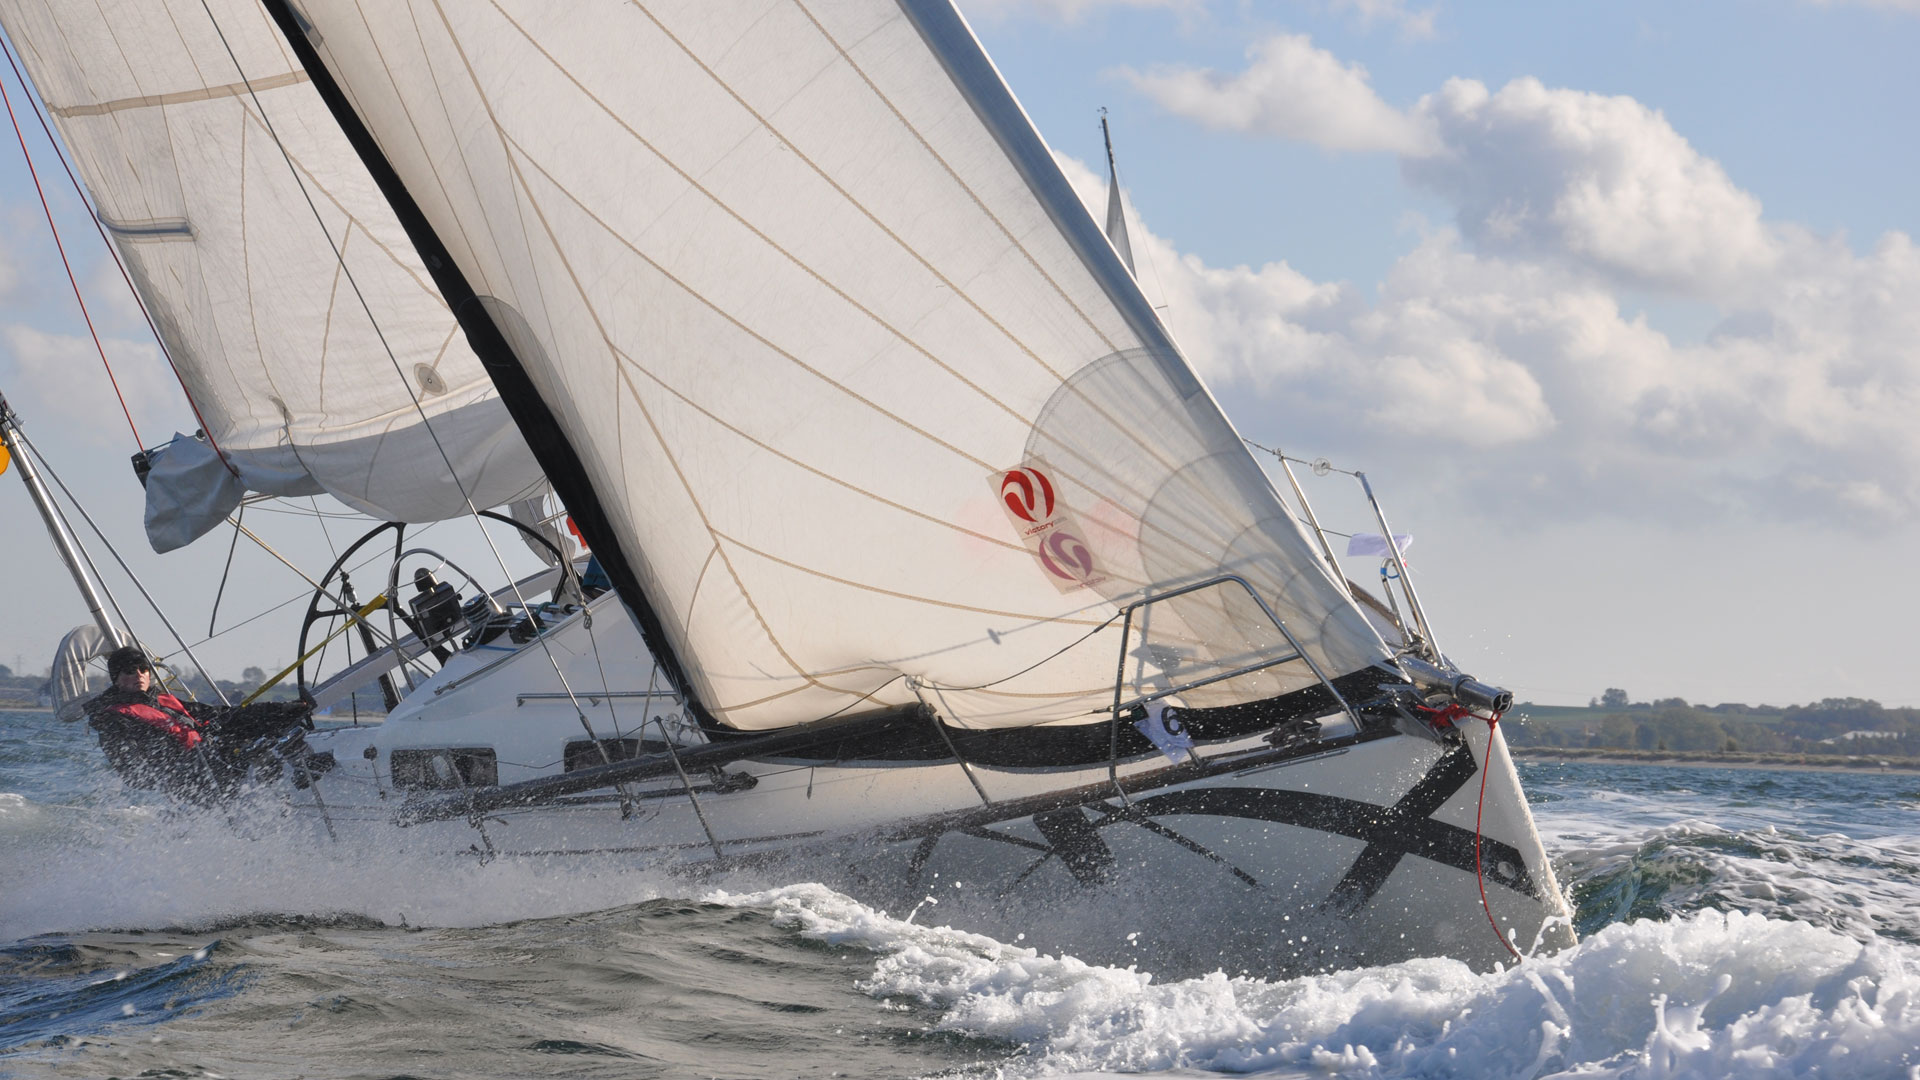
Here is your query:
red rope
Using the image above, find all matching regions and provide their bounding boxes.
[1472,709,1525,964]
[0,59,141,452]
[0,33,234,474]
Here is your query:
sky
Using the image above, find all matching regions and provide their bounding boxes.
[1,0,1916,707]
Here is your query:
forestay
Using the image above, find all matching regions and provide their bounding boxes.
[0,0,543,548]
[281,0,1393,730]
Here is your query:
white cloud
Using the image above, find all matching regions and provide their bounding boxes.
[1123,34,1437,154]
[1062,146,1920,526]
[3,323,180,448]
[1404,78,1778,297]
[85,254,153,335]
[1128,43,1782,297]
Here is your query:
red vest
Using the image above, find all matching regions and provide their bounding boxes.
[108,693,203,749]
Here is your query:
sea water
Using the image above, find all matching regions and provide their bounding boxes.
[2,706,1916,1078]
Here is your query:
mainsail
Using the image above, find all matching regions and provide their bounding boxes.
[0,0,544,549]
[271,0,1393,731]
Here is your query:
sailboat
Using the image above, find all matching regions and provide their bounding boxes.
[0,0,1574,973]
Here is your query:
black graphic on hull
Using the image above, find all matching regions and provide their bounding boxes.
[1122,746,1537,912]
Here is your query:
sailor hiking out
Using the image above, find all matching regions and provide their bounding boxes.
[84,646,320,801]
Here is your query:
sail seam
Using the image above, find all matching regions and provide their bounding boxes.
[604,2,1229,551]
[418,2,835,711]
[472,15,1004,472]
[484,2,1242,590]
[44,68,309,118]
[317,221,348,414]
[713,668,908,715]
[756,3,1257,551]
[254,0,714,723]
[716,530,1110,626]
[785,0,1119,358]
[611,348,1029,557]
[498,132,994,473]
[248,106,458,313]
[500,0,1196,521]
[495,118,1265,658]
[601,2,1078,390]
[409,0,841,712]
[683,543,719,641]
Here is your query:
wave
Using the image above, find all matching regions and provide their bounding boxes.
[724,882,1920,1078]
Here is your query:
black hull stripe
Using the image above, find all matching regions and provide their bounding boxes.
[1127,749,1539,909]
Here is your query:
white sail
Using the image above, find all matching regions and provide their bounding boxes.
[0,0,543,547]
[281,0,1393,731]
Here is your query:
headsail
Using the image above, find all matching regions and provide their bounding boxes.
[273,0,1392,731]
[0,0,544,549]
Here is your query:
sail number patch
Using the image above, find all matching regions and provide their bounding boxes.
[993,461,1104,592]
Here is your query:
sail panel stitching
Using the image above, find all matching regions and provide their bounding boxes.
[499,130,993,473]
[612,347,1026,557]
[612,2,1235,561]
[692,3,1263,568]
[480,4,1251,592]
[424,16,834,705]
[785,0,1119,358]
[476,19,999,473]
[715,529,1111,626]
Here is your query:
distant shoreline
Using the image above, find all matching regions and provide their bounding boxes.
[1511,746,1920,774]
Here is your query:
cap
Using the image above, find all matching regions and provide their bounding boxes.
[105,645,152,678]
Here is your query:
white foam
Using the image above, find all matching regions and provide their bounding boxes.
[717,883,1920,1078]
[0,800,690,938]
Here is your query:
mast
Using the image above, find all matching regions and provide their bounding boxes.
[0,390,126,649]
[1099,109,1135,275]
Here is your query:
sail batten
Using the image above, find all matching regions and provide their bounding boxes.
[274,0,1391,731]
[0,0,543,549]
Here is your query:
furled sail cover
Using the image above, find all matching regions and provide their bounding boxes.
[288,0,1393,730]
[0,0,543,545]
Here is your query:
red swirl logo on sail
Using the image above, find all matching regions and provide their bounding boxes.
[999,467,1056,523]
[1036,529,1095,583]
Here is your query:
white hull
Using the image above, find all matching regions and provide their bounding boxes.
[292,603,1574,973]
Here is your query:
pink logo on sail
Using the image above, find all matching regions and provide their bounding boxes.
[999,467,1056,523]
[1036,529,1095,583]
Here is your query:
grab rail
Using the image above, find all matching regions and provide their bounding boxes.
[1105,573,1361,802]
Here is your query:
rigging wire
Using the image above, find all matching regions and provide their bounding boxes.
[11,433,138,643]
[0,49,140,452]
[224,516,438,682]
[310,495,341,560]
[208,501,246,637]
[0,27,234,473]
[14,427,229,705]
[163,521,442,663]
[197,2,622,779]
[921,612,1123,694]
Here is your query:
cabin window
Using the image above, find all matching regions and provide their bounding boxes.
[390,748,498,790]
